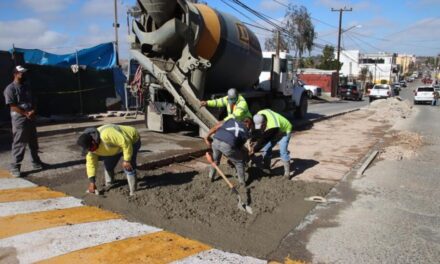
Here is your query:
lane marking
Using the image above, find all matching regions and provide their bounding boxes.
[0,206,120,239]
[171,249,266,264]
[0,186,66,203]
[0,196,84,217]
[0,170,12,178]
[0,219,161,264]
[0,178,36,190]
[39,231,211,264]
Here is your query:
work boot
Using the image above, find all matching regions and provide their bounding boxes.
[10,167,21,177]
[32,161,49,170]
[126,173,137,196]
[208,167,216,182]
[282,160,291,179]
[262,158,271,175]
[104,170,115,187]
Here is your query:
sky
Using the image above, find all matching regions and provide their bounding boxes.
[0,0,439,59]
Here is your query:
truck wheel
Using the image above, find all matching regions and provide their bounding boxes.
[369,97,373,103]
[294,94,308,119]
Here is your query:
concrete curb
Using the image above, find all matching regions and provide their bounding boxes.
[138,147,210,170]
[36,119,144,137]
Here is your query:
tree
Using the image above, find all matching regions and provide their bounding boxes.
[316,45,342,70]
[284,4,315,61]
[264,4,315,60]
[264,31,288,51]
[299,57,315,68]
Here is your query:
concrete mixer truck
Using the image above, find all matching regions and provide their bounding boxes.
[126,0,308,135]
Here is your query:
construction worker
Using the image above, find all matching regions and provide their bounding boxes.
[3,65,47,177]
[76,124,141,196]
[250,109,293,179]
[200,88,251,121]
[204,118,252,186]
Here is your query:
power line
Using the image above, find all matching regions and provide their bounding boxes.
[270,0,338,28]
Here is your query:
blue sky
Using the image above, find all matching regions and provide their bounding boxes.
[1,0,439,58]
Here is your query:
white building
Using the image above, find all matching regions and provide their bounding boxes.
[338,50,360,78]
[359,52,397,84]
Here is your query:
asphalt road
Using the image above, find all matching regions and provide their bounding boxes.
[285,80,440,263]
[308,97,368,118]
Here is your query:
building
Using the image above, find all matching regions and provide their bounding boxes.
[359,52,398,84]
[299,68,338,95]
[338,50,360,79]
[396,54,416,75]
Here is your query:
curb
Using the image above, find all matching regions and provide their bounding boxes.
[138,147,210,170]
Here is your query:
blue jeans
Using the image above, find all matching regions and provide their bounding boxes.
[261,132,291,162]
[103,140,141,176]
[432,99,437,106]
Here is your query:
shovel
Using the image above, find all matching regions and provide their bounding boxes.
[205,152,253,214]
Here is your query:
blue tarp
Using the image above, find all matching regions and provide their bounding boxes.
[10,42,116,70]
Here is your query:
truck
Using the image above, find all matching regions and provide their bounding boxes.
[126,0,308,135]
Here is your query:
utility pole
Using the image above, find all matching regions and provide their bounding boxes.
[113,0,120,66]
[332,7,352,97]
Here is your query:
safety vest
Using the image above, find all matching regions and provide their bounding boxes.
[257,109,292,134]
[86,125,139,177]
[207,94,252,121]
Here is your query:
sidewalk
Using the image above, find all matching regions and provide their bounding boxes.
[0,169,266,263]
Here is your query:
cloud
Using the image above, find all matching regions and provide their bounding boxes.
[21,0,74,13]
[81,0,114,17]
[0,18,69,51]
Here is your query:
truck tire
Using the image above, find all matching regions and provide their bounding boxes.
[369,97,374,103]
[294,94,308,119]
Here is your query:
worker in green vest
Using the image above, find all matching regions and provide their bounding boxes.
[250,109,293,179]
[200,88,252,121]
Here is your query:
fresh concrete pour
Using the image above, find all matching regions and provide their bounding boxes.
[0,98,412,260]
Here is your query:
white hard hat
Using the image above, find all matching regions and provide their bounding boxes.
[253,114,264,130]
[15,65,28,73]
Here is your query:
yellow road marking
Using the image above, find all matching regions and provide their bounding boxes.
[38,231,211,264]
[0,206,120,239]
[0,170,12,178]
[0,186,66,203]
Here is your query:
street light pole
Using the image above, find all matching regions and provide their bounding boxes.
[332,7,352,97]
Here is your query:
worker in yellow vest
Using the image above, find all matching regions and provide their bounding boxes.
[77,124,141,196]
[250,109,293,179]
[200,88,252,121]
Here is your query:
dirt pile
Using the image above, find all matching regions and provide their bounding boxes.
[380,131,423,160]
[369,97,413,120]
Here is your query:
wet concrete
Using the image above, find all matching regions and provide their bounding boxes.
[29,162,332,259]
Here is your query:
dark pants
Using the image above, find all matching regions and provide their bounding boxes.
[10,114,40,169]
[102,140,141,176]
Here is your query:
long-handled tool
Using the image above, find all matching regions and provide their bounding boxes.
[205,152,253,214]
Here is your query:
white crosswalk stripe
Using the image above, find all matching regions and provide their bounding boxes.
[0,178,36,190]
[171,249,267,264]
[0,219,162,263]
[0,196,84,217]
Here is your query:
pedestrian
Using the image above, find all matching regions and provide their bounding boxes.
[204,118,252,186]
[3,65,47,177]
[76,124,141,196]
[250,109,293,179]
[200,88,252,122]
[432,90,439,106]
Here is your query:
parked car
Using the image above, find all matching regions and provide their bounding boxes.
[369,84,393,103]
[298,80,322,99]
[414,86,435,105]
[339,84,363,100]
[399,80,407,87]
